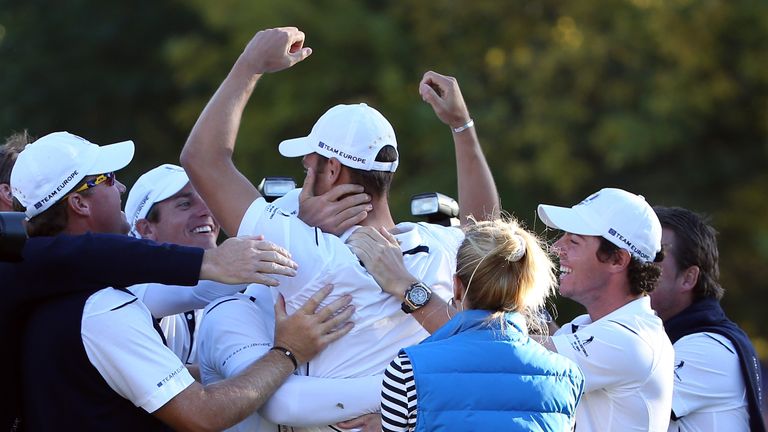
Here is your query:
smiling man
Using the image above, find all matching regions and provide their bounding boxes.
[125,164,226,375]
[536,188,675,432]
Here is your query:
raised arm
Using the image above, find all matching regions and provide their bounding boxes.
[180,27,312,236]
[419,71,500,223]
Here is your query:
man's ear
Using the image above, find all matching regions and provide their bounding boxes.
[679,265,700,293]
[608,248,632,273]
[134,219,156,240]
[67,194,91,217]
[0,184,13,209]
[327,157,344,184]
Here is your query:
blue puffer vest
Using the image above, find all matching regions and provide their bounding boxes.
[404,310,584,431]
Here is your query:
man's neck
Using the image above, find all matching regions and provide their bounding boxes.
[586,283,642,322]
[62,221,90,236]
[659,295,694,322]
[358,197,396,230]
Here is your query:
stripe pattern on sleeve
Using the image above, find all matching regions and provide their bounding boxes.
[381,352,417,432]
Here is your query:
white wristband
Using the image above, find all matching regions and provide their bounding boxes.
[452,119,474,133]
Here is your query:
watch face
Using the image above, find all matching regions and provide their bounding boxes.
[408,286,429,305]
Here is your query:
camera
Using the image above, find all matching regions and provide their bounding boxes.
[410,192,460,227]
[0,212,27,262]
[258,177,296,203]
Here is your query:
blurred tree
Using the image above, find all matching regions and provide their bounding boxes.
[0,0,213,185]
[387,0,768,345]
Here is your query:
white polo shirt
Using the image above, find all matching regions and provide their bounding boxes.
[668,332,749,432]
[129,280,245,365]
[552,296,674,432]
[236,197,462,378]
[198,289,278,432]
[157,310,203,364]
[82,287,195,413]
[197,286,383,432]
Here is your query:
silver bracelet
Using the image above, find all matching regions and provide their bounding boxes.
[452,119,475,133]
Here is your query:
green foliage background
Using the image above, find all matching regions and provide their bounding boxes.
[1,0,766,353]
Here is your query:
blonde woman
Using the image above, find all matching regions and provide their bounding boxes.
[347,218,584,431]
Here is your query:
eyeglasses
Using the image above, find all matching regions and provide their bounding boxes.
[73,172,116,193]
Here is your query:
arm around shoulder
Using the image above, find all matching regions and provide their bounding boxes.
[153,283,355,431]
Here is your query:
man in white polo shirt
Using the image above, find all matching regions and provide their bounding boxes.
[125,164,243,377]
[8,131,354,431]
[182,26,499,430]
[652,206,764,432]
[536,188,675,431]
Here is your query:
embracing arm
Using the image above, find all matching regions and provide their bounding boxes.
[180,27,312,236]
[154,285,355,431]
[133,280,246,318]
[419,71,500,223]
[24,233,203,293]
[347,226,453,334]
[260,374,383,426]
[17,232,295,322]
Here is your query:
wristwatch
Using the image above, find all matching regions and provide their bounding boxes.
[401,282,432,314]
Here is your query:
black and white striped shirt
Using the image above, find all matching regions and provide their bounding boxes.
[381,352,418,432]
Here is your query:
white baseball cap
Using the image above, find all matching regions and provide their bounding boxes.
[537,188,662,262]
[124,164,190,238]
[11,131,134,218]
[278,103,399,172]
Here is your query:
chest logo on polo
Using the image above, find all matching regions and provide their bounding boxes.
[674,360,685,381]
[265,203,291,219]
[570,334,594,357]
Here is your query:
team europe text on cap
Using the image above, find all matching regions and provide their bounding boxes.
[278,103,399,172]
[10,131,134,218]
[537,188,662,262]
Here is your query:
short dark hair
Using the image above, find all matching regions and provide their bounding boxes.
[16,175,96,237]
[596,237,664,295]
[654,206,723,300]
[145,203,162,224]
[316,145,397,198]
[0,130,34,185]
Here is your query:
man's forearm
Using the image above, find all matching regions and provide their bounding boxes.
[454,127,499,223]
[411,295,452,334]
[28,234,203,291]
[212,349,296,416]
[383,277,451,335]
[182,61,262,166]
[180,58,264,236]
[260,374,383,426]
[156,350,296,430]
